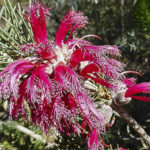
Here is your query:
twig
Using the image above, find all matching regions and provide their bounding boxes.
[84,82,150,148]
[111,102,150,148]
[0,121,46,143]
[16,124,46,143]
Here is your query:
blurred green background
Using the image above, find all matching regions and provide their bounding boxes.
[0,0,150,149]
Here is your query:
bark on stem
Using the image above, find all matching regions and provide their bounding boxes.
[84,82,150,147]
[111,102,150,148]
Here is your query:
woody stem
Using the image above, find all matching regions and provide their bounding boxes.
[111,101,150,148]
[84,82,150,147]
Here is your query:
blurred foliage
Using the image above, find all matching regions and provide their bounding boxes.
[0,121,46,150]
[52,134,88,150]
[0,0,34,72]
[0,0,150,150]
[134,0,150,32]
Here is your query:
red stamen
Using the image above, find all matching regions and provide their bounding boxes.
[74,120,88,134]
[99,134,110,148]
[121,71,142,76]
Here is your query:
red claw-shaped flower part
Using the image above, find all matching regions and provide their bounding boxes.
[125,82,150,102]
[87,129,104,150]
[0,2,125,150]
[55,10,88,47]
[24,2,48,43]
[122,78,136,88]
[119,71,150,103]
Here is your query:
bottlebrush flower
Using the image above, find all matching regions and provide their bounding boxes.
[0,2,124,150]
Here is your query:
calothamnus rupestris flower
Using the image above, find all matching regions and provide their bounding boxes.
[1,2,150,150]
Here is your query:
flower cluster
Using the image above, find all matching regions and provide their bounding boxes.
[1,2,150,150]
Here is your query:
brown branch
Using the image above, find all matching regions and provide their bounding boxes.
[84,82,150,147]
[111,102,150,148]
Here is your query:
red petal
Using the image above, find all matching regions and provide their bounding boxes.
[122,78,136,88]
[80,63,99,77]
[125,82,150,96]
[90,129,97,146]
[125,82,150,102]
[27,3,48,43]
[87,74,111,88]
[80,63,111,88]
[70,49,92,68]
[131,96,150,102]
[68,93,76,110]
[55,11,88,47]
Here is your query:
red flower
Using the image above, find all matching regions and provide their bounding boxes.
[125,82,150,102]
[120,71,150,102]
[25,2,48,43]
[0,2,124,149]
